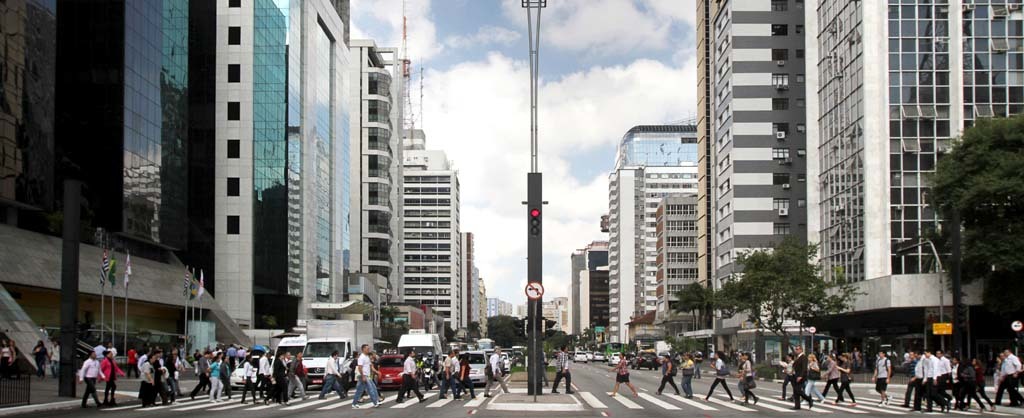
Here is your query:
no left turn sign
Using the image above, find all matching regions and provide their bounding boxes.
[525,282,545,300]
[1012,320,1023,332]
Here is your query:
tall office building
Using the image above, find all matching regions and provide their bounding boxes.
[695,0,718,302]
[708,0,809,294]
[349,39,404,303]
[570,241,609,335]
[543,296,570,334]
[607,124,698,343]
[486,297,513,318]
[655,196,700,336]
[461,231,475,327]
[806,0,1005,350]
[402,129,462,329]
[209,0,351,328]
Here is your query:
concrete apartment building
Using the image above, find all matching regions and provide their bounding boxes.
[486,297,513,318]
[655,196,700,337]
[607,125,699,343]
[461,232,476,327]
[348,39,405,304]
[401,129,463,329]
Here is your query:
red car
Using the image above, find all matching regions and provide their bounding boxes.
[377,355,406,390]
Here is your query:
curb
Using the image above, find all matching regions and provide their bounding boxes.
[0,390,139,417]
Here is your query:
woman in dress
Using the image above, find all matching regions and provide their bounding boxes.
[609,353,639,398]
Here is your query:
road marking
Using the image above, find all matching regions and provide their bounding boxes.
[600,412,608,417]
[579,392,608,409]
[138,400,201,411]
[705,396,757,412]
[638,393,680,410]
[391,392,437,409]
[830,403,904,415]
[243,403,278,411]
[102,404,144,411]
[171,401,229,411]
[208,403,251,411]
[665,394,716,411]
[428,398,453,408]
[281,398,334,410]
[605,393,642,409]
[464,396,487,407]
[639,387,649,392]
[754,396,832,413]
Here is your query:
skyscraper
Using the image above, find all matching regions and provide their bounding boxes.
[571,241,610,335]
[607,124,698,343]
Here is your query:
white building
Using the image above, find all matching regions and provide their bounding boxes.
[607,125,699,343]
[401,129,462,329]
[486,297,513,318]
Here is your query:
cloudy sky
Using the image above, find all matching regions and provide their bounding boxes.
[351,0,697,308]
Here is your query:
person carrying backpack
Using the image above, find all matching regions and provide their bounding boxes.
[657,353,680,395]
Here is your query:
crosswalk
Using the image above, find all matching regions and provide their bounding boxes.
[105,391,495,414]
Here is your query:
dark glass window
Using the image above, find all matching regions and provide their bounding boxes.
[228,102,240,120]
[227,216,240,235]
[772,24,788,36]
[227,140,240,158]
[228,26,241,45]
[229,0,241,7]
[227,177,240,196]
[228,64,240,83]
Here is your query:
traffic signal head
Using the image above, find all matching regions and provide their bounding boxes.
[529,208,541,236]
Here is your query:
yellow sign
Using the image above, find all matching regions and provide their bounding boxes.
[933,323,953,335]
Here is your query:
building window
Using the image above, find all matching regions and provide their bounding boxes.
[796,49,805,58]
[772,24,788,36]
[795,25,804,34]
[771,49,789,61]
[773,223,791,235]
[771,0,787,11]
[797,98,806,107]
[772,73,790,89]
[227,139,240,158]
[772,147,790,160]
[797,123,806,133]
[227,216,240,235]
[229,0,241,7]
[228,64,240,83]
[228,26,241,45]
[227,177,240,196]
[228,102,240,120]
[773,198,790,210]
[796,74,806,83]
[773,173,791,185]
[773,122,790,134]
[772,98,789,110]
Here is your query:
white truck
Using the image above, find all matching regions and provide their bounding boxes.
[302,320,375,389]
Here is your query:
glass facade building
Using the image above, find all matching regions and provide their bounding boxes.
[615,125,699,169]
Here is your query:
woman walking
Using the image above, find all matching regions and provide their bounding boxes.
[458,353,477,399]
[821,353,841,399]
[957,357,987,412]
[241,353,258,404]
[208,353,225,403]
[680,353,695,398]
[705,351,735,401]
[99,350,124,406]
[973,358,996,411]
[32,341,48,379]
[834,353,857,405]
[738,353,759,404]
[288,351,307,400]
[139,355,157,407]
[610,354,639,398]
[806,353,826,402]
[656,354,680,395]
[164,352,180,402]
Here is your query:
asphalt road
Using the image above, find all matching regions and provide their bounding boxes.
[10,363,1024,418]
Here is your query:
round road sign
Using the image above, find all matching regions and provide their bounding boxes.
[1012,320,1023,332]
[807,326,817,334]
[525,281,545,300]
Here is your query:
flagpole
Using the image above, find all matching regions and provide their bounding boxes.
[124,278,128,358]
[100,276,105,343]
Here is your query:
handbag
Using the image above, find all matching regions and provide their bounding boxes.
[746,376,757,389]
[716,364,730,377]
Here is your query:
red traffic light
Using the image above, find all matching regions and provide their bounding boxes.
[530,208,541,217]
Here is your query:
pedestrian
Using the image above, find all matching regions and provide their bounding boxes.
[806,353,826,402]
[317,351,347,400]
[852,347,862,373]
[138,354,157,407]
[438,349,454,399]
[995,349,1024,407]
[32,341,47,379]
[366,352,385,403]
[705,351,734,401]
[77,351,105,408]
[396,350,425,403]
[448,349,463,399]
[951,357,980,412]
[208,352,225,403]
[99,350,124,406]
[190,351,211,399]
[737,352,758,405]
[169,351,185,398]
[227,345,238,370]
[778,354,794,401]
[679,353,695,398]
[922,350,949,413]
[458,353,476,399]
[833,353,857,406]
[49,340,60,378]
[126,347,137,378]
[241,353,258,404]
[821,353,841,400]
[1,339,16,379]
[656,353,680,395]
[220,352,233,400]
[609,352,639,398]
[873,349,892,406]
[271,351,289,405]
[969,357,996,411]
[258,351,273,401]
[790,346,814,410]
[540,350,549,387]
[288,351,307,400]
[351,344,379,408]
[551,346,573,394]
[936,350,953,405]
[694,351,703,379]
[484,347,510,397]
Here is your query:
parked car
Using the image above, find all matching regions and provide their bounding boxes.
[573,351,589,363]
[376,354,406,390]
[466,351,488,386]
[585,352,595,361]
[632,352,658,370]
[608,353,622,366]
[593,352,606,362]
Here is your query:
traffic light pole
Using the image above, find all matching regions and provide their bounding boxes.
[522,0,545,398]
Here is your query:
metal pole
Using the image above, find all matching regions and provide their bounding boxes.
[59,179,81,397]
[950,208,964,356]
[124,280,128,359]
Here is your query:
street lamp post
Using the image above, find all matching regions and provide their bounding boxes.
[522,0,545,399]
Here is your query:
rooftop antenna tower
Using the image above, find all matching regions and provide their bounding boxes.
[401,0,415,132]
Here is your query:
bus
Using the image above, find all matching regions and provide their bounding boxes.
[476,338,494,351]
[598,342,625,357]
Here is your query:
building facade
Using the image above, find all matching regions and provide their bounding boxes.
[570,241,609,335]
[607,125,698,343]
[348,39,404,303]
[401,129,462,329]
[655,196,700,337]
[461,232,474,327]
[543,296,570,334]
[579,267,610,337]
[486,297,513,318]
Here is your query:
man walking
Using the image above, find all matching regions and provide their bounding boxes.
[317,351,346,400]
[78,351,106,408]
[552,346,573,394]
[997,349,1024,407]
[189,351,211,400]
[439,350,454,399]
[351,344,379,408]
[923,351,950,413]
[449,349,463,399]
[257,351,272,401]
[874,350,892,406]
[484,347,510,398]
[790,346,814,410]
[936,350,953,404]
[396,350,425,403]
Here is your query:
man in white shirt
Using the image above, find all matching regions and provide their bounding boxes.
[449,350,463,399]
[351,344,379,408]
[258,352,272,400]
[999,349,1024,406]
[873,350,892,406]
[484,347,509,397]
[396,350,425,403]
[922,351,949,412]
[78,351,106,408]
[93,342,109,358]
[317,350,346,400]
[935,350,953,404]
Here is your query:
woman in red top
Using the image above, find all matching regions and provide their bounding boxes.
[127,348,137,378]
[99,350,125,406]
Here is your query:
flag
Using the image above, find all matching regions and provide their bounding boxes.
[101,249,110,286]
[198,270,205,299]
[189,267,199,300]
[183,267,192,296]
[107,256,117,286]
[124,251,132,288]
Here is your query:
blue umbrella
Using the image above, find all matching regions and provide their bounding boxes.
[253,345,269,353]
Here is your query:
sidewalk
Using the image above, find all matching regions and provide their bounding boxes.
[0,376,199,417]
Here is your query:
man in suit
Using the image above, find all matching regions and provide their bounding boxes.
[791,346,815,410]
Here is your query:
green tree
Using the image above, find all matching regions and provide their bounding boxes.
[931,116,1024,315]
[467,321,482,340]
[717,238,858,350]
[486,315,526,348]
[674,283,715,331]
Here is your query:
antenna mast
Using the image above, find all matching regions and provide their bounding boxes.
[401,0,415,132]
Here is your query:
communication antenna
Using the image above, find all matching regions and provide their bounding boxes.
[401,0,415,131]
[419,67,424,130]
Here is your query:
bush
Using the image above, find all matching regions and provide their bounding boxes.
[754,364,780,381]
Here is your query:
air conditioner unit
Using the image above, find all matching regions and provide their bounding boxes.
[1011,4,1022,10]
[778,208,789,217]
[776,60,786,66]
[776,131,787,139]
[782,183,791,189]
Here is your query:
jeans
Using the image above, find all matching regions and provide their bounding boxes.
[461,377,476,398]
[319,375,345,399]
[50,360,59,378]
[694,362,701,379]
[449,376,462,398]
[681,374,693,397]
[553,370,572,393]
[805,379,825,402]
[352,378,379,406]
[209,377,224,402]
[288,375,306,398]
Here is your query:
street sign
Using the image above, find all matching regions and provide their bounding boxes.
[1012,320,1023,332]
[933,322,953,335]
[807,326,817,334]
[525,281,545,300]
[594,326,605,333]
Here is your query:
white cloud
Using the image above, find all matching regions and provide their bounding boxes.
[419,53,696,305]
[444,25,521,49]
[349,0,443,62]
[501,0,695,56]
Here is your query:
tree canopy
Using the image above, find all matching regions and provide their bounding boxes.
[485,315,526,348]
[674,282,715,331]
[931,115,1024,315]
